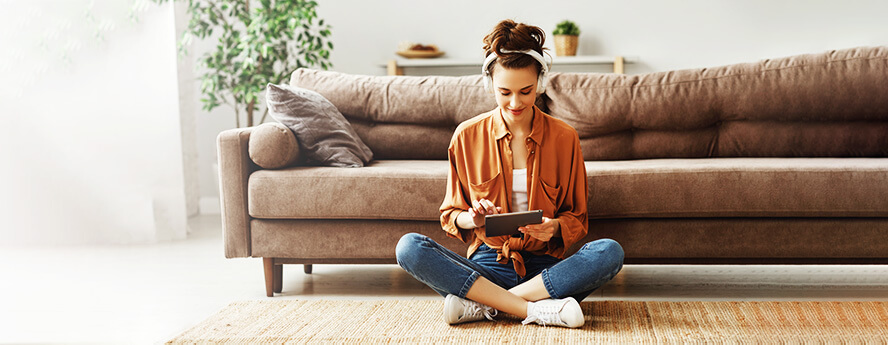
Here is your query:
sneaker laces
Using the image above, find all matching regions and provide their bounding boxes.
[463,300,498,322]
[521,301,567,327]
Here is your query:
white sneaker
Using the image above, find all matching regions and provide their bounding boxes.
[522,297,584,328]
[444,294,498,325]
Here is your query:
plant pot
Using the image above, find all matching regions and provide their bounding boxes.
[554,35,579,56]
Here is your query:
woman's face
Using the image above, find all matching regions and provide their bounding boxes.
[491,64,538,120]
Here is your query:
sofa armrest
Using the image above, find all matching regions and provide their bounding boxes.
[217,127,259,258]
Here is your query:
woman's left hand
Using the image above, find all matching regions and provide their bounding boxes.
[519,217,560,242]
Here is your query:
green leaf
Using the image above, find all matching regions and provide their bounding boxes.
[176,0,333,127]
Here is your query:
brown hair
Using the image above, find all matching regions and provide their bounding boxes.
[482,19,548,75]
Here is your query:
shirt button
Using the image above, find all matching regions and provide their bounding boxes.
[526,138,531,141]
[531,150,535,154]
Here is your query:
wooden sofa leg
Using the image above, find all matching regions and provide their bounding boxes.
[274,263,283,293]
[263,257,275,297]
[304,264,313,274]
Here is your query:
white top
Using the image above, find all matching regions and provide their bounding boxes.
[512,168,528,212]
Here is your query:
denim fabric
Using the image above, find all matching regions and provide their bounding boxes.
[395,233,624,301]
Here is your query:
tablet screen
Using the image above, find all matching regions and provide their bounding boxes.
[484,210,543,237]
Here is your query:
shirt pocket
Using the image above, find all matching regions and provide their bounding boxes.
[469,171,501,201]
[539,177,562,206]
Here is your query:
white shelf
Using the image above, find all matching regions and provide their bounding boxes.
[384,55,637,68]
[383,55,637,75]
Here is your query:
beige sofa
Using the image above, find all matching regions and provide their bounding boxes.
[218,46,888,297]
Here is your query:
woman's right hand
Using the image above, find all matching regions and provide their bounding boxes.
[467,198,502,228]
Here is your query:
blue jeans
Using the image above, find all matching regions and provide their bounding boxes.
[395,233,624,301]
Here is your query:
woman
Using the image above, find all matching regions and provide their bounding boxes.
[396,19,624,328]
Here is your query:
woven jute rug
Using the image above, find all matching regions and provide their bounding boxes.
[168,300,888,343]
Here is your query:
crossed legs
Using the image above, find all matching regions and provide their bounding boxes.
[465,274,550,318]
[396,233,625,319]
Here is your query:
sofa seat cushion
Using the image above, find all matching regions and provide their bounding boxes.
[248,158,888,221]
[586,158,888,219]
[249,160,448,221]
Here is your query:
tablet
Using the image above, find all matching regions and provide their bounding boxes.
[484,210,543,237]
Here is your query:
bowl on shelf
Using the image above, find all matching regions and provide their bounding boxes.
[396,43,444,58]
[396,50,445,58]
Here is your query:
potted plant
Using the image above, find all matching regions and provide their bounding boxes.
[553,20,580,56]
[153,0,334,128]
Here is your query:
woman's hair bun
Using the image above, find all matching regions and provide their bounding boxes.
[482,19,548,73]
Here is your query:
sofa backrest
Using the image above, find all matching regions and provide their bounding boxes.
[289,70,544,160]
[291,46,888,161]
[546,46,888,160]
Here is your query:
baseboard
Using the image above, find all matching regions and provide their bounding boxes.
[200,197,221,215]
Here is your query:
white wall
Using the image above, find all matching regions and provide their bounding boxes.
[317,0,888,75]
[0,1,188,245]
[184,0,888,212]
[173,1,202,218]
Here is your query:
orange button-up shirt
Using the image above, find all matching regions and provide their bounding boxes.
[439,105,588,277]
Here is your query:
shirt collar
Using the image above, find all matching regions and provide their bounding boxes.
[491,105,546,143]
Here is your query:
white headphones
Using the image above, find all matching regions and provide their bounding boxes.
[482,49,550,94]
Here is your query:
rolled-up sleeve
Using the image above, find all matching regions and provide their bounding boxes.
[440,142,473,243]
[547,132,588,256]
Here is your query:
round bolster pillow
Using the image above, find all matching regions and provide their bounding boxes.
[248,122,301,169]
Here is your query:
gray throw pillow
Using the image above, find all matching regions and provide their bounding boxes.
[266,83,373,167]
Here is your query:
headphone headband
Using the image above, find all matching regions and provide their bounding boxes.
[482,49,549,75]
[482,49,550,93]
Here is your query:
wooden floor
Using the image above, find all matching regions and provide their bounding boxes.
[1,214,887,344]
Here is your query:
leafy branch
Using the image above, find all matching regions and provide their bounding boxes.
[154,0,333,127]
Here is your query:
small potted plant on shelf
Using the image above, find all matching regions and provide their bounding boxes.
[553,20,580,56]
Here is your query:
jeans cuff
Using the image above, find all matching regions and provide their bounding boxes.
[458,271,480,299]
[540,268,560,299]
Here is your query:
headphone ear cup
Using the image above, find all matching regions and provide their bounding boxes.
[483,74,492,91]
[537,73,547,94]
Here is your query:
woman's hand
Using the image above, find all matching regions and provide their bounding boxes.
[467,198,502,228]
[519,217,560,242]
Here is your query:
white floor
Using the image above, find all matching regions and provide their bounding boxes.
[2,215,887,344]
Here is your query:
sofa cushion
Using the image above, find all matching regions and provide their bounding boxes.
[289,69,497,127]
[586,158,888,219]
[248,158,888,221]
[544,46,888,160]
[266,83,373,167]
[289,68,548,160]
[249,160,448,221]
[248,122,301,169]
[349,120,455,160]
